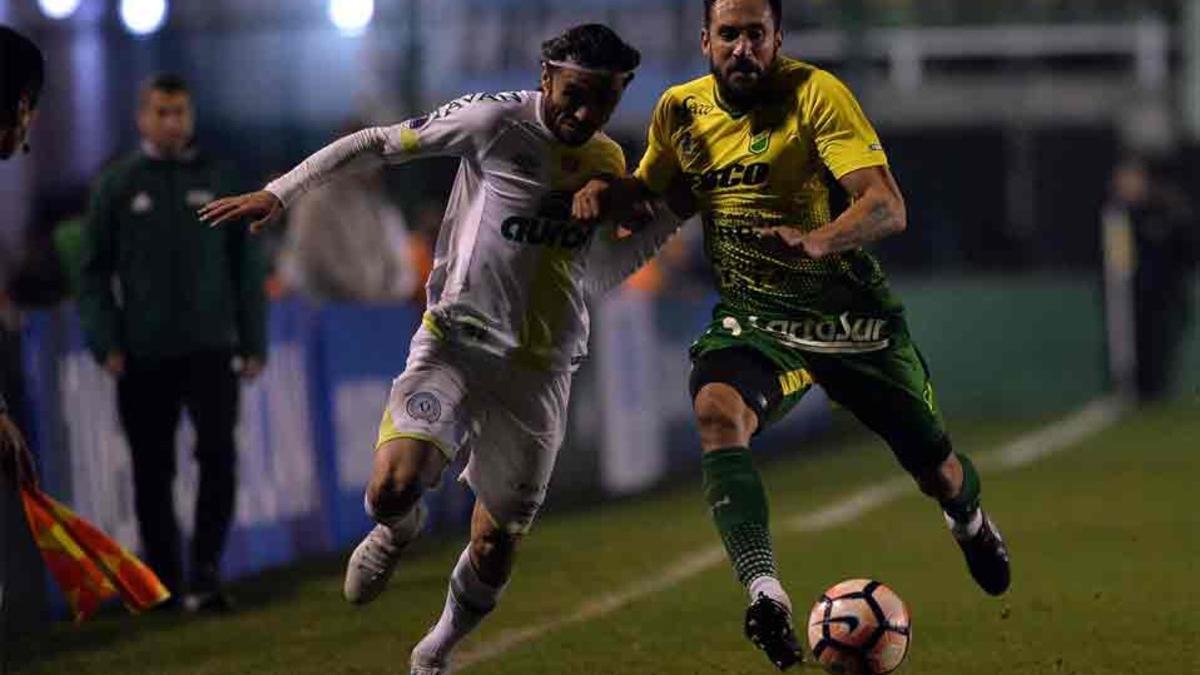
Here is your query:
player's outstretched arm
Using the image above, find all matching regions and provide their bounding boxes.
[202,95,504,232]
[767,165,906,258]
[199,126,395,231]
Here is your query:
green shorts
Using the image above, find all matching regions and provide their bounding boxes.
[689,305,951,473]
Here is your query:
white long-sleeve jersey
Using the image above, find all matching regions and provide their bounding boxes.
[266,90,680,371]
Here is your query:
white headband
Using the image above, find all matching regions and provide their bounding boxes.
[544,60,632,78]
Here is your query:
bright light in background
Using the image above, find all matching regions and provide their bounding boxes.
[329,0,374,36]
[120,0,168,36]
[38,0,82,20]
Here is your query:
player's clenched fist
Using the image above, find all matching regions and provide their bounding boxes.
[571,178,612,224]
[198,190,284,233]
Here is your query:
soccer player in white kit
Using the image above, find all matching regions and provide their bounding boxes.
[201,24,685,674]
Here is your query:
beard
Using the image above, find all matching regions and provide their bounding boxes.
[554,117,595,146]
[711,55,774,110]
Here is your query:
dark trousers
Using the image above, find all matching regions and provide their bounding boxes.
[116,350,239,594]
[1134,279,1188,402]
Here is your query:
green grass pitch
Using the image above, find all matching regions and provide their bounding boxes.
[11,403,1198,674]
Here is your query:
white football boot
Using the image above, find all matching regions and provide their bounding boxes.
[343,502,426,604]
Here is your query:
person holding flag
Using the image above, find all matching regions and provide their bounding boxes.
[2,25,170,626]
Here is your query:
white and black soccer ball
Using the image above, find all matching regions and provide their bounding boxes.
[806,578,912,674]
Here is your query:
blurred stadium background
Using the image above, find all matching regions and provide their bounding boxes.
[1,1,1197,673]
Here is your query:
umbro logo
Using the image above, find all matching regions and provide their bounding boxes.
[711,495,732,512]
[811,615,861,632]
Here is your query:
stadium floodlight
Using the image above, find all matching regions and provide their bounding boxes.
[120,0,168,36]
[329,0,374,36]
[38,0,82,20]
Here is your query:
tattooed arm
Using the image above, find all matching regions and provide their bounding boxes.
[767,165,907,258]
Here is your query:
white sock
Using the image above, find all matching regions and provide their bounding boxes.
[945,508,984,540]
[749,575,792,614]
[413,546,505,665]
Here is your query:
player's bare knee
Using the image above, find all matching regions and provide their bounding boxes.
[367,439,444,516]
[694,383,756,450]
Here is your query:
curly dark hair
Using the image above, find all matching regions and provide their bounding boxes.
[704,0,783,28]
[1,26,45,122]
[541,24,641,75]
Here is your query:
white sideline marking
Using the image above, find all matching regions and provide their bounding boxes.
[456,397,1126,670]
[988,397,1127,469]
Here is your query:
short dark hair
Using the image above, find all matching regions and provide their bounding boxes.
[541,24,641,75]
[1,26,45,121]
[704,0,783,29]
[143,73,190,98]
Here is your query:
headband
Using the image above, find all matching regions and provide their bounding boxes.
[543,59,633,78]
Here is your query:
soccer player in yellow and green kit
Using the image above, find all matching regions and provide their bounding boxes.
[573,0,1010,669]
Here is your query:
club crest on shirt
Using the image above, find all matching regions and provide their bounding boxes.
[131,192,153,214]
[406,392,442,423]
[748,130,771,155]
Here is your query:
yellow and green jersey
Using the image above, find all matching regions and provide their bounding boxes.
[636,58,903,328]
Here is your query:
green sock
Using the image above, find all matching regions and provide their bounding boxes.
[941,452,982,523]
[702,447,778,589]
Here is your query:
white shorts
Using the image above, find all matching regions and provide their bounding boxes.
[376,327,571,534]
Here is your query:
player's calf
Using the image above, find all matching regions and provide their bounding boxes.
[693,376,800,664]
[411,504,515,673]
[919,452,1011,596]
[346,438,445,605]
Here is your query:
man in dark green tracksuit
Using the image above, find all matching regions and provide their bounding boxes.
[79,74,266,611]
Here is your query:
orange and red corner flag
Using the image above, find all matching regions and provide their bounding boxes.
[19,485,171,622]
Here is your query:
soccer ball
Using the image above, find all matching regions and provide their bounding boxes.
[806,579,912,674]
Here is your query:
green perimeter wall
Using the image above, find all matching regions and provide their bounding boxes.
[893,275,1199,417]
[893,275,1108,417]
